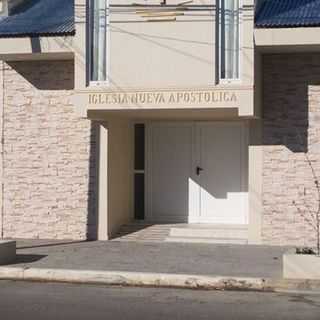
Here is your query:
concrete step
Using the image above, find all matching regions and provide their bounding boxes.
[114,223,249,244]
[113,223,172,242]
[165,237,248,245]
[169,225,248,240]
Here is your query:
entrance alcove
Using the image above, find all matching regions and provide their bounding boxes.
[93,108,252,243]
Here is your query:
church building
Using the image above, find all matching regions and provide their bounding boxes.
[0,0,319,247]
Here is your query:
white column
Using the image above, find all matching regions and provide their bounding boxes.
[97,122,109,240]
[248,120,263,244]
[74,0,87,90]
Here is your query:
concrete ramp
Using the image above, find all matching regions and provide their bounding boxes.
[166,224,248,244]
[113,223,248,244]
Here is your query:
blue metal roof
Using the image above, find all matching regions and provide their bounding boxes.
[0,0,75,38]
[256,0,320,28]
[0,0,319,38]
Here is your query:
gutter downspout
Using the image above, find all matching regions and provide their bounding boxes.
[0,61,4,239]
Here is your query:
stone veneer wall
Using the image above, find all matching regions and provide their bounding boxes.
[1,60,97,240]
[262,53,320,247]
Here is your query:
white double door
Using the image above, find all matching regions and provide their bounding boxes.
[146,122,248,224]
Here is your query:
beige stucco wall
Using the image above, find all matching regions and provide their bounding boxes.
[73,0,255,119]
[107,0,253,88]
[97,119,133,240]
[109,0,216,88]
[255,27,320,49]
[262,53,320,247]
[1,60,97,240]
[107,119,133,238]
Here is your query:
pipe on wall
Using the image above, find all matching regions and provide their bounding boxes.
[0,61,4,239]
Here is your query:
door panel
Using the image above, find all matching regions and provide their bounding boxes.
[146,122,248,224]
[198,123,248,224]
[147,123,196,222]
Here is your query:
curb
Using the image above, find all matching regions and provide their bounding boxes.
[0,267,320,292]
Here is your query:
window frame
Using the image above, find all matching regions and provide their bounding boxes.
[88,0,110,87]
[218,0,242,84]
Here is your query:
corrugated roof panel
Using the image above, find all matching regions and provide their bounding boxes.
[256,0,320,28]
[1,0,320,38]
[0,0,75,38]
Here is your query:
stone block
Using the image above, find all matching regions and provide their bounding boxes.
[0,240,16,265]
[283,250,320,280]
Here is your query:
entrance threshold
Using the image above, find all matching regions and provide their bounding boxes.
[112,222,248,244]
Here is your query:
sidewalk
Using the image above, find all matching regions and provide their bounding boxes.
[0,240,319,292]
[12,240,286,278]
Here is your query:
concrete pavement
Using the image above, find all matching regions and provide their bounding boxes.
[12,240,286,277]
[0,280,320,320]
[2,240,319,292]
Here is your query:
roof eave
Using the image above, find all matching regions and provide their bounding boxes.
[0,30,76,38]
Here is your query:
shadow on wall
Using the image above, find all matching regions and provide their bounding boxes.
[7,61,74,91]
[260,53,320,247]
[5,60,98,240]
[87,121,98,240]
[262,54,314,153]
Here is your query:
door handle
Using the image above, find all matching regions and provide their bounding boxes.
[196,166,203,175]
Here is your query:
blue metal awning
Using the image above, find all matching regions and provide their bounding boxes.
[256,0,320,28]
[0,0,75,38]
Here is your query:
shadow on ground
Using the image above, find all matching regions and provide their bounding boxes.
[13,254,47,264]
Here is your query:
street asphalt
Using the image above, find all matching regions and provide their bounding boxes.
[0,280,319,320]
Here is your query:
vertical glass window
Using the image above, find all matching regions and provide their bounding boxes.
[134,174,145,220]
[220,0,240,80]
[91,0,108,82]
[134,124,145,171]
[134,124,145,220]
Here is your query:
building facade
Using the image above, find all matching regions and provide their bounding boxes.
[0,0,319,246]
